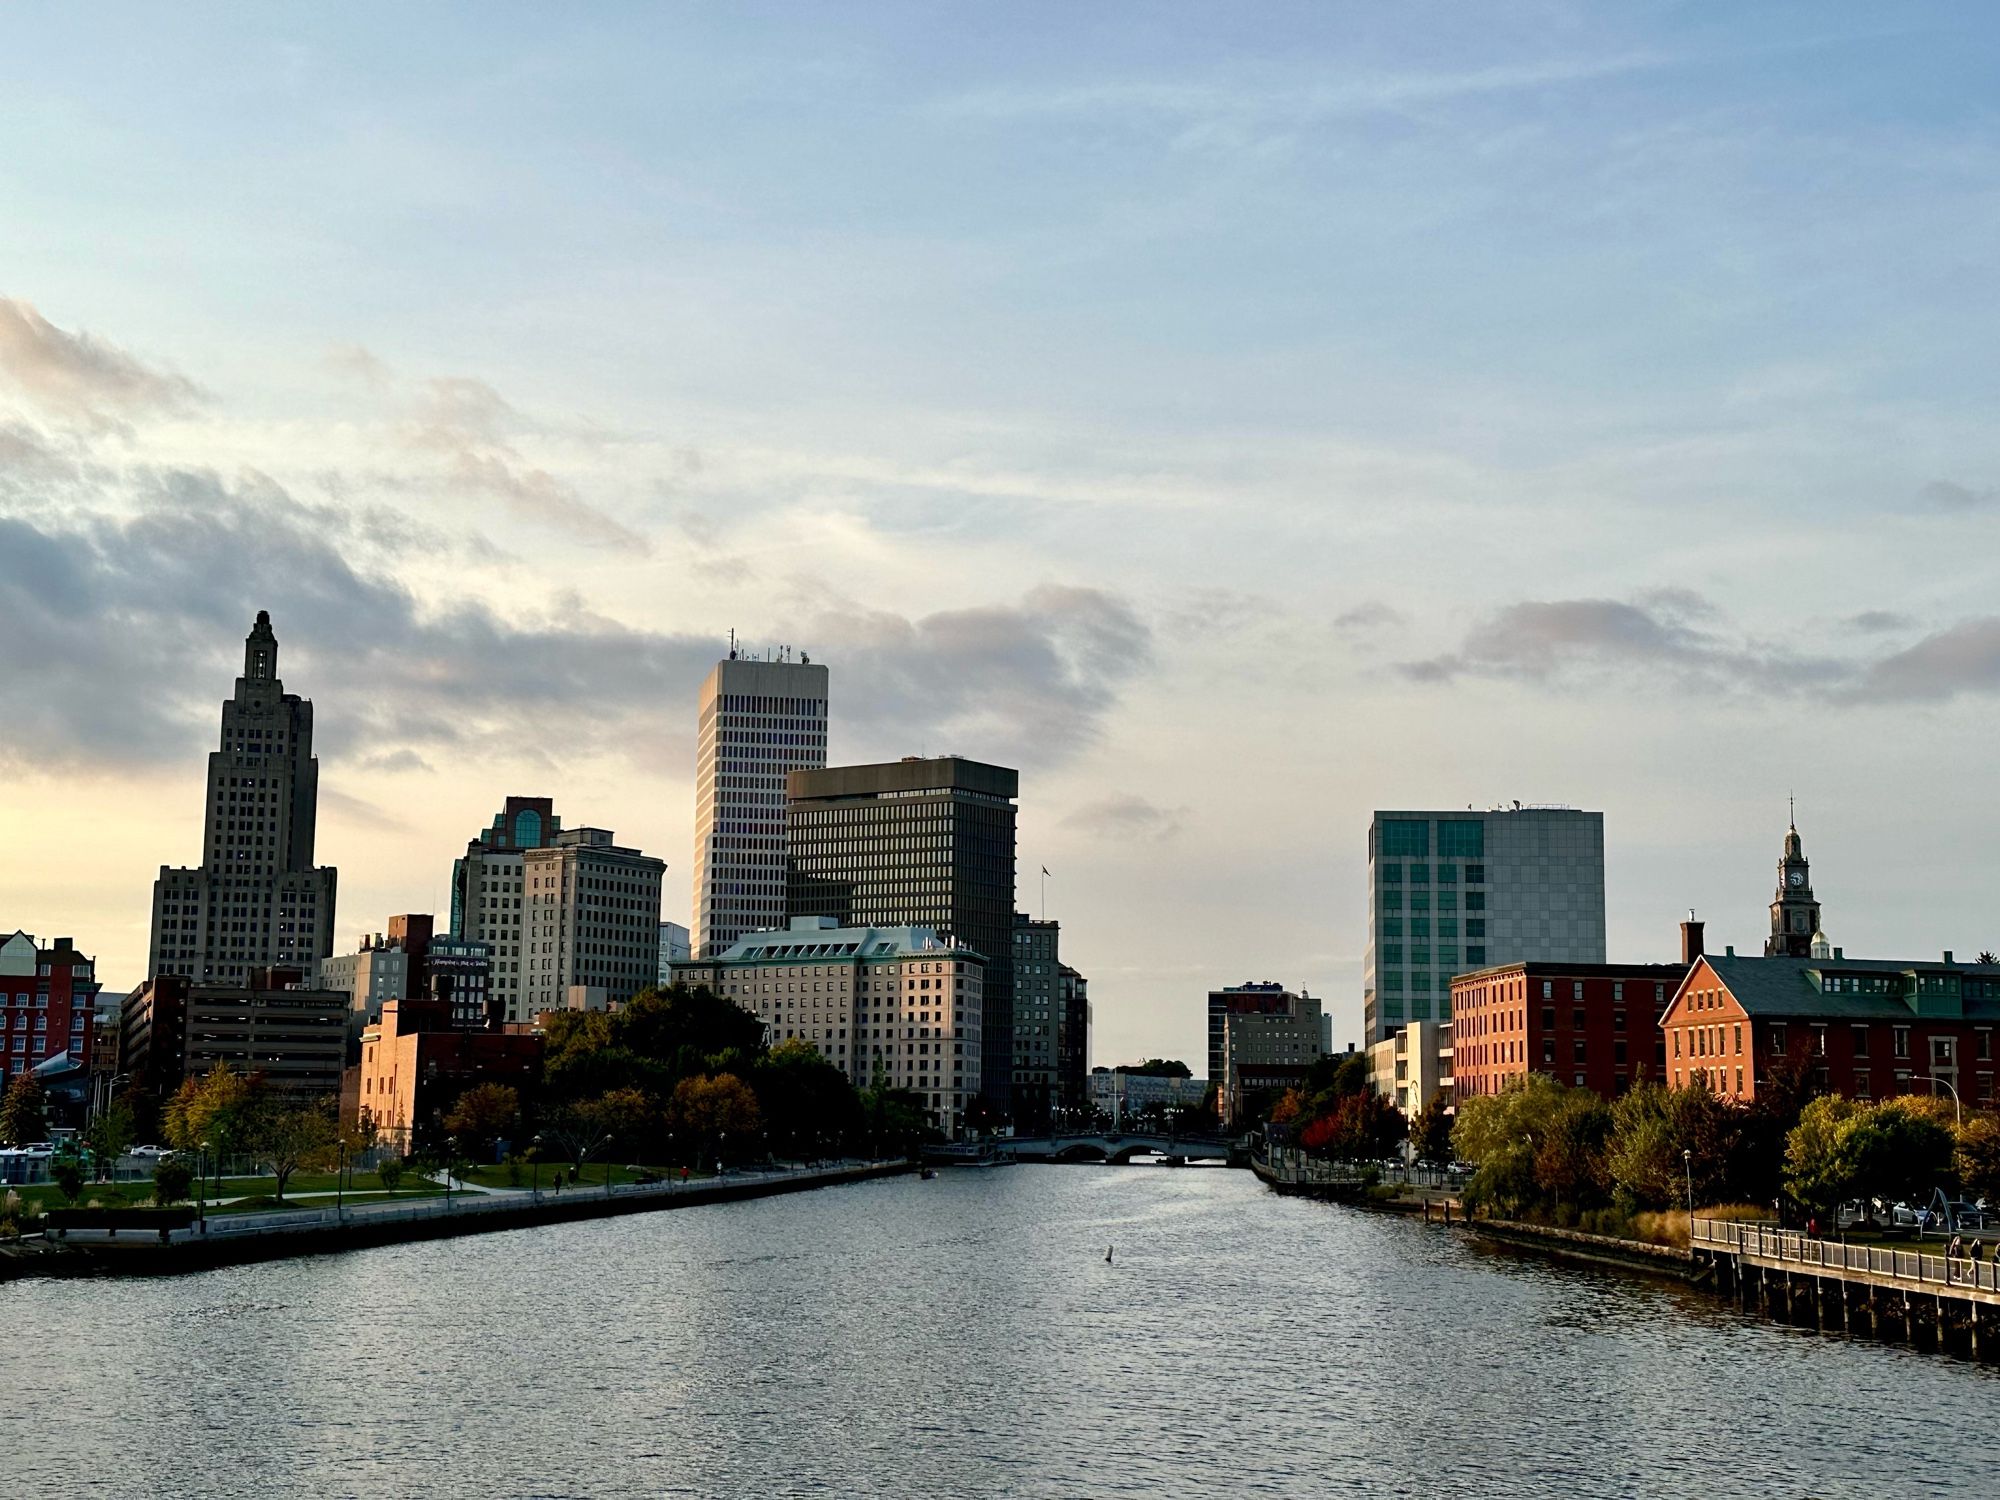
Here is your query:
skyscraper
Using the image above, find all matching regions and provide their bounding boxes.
[786,756,1017,1119]
[148,612,337,985]
[1011,914,1061,1127]
[692,652,829,959]
[451,797,562,1024]
[1362,806,1606,1045]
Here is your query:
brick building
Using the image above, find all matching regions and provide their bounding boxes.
[352,998,543,1156]
[1452,957,1687,1101]
[1661,945,2000,1108]
[0,931,103,1125]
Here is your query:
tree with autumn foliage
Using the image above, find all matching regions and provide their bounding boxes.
[668,1073,761,1166]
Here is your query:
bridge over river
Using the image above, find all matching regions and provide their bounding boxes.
[992,1133,1236,1164]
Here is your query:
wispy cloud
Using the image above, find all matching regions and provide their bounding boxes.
[0,298,204,430]
[1062,794,1186,843]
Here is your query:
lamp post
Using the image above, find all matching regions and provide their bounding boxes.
[1919,1073,1963,1128]
[196,1139,209,1230]
[531,1133,544,1202]
[1683,1148,1695,1242]
[336,1138,347,1221]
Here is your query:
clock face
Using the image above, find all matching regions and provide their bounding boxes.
[1787,870,1805,887]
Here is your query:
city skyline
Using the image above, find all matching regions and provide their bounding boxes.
[9,7,2000,1069]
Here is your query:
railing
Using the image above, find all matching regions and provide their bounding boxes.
[1252,1147,1466,1191]
[1693,1216,2000,1295]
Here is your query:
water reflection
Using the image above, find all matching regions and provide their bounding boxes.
[4,1167,1988,1498]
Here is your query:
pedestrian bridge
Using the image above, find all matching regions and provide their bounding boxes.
[997,1133,1235,1164]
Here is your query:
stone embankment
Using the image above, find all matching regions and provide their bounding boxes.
[5,1159,915,1279]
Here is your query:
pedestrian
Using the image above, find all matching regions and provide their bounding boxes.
[1950,1233,1963,1261]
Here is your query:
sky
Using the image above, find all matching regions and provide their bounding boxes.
[5,4,2000,1071]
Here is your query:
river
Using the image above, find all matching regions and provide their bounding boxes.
[4,1165,1989,1498]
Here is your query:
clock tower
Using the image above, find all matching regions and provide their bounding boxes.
[1765,809,1821,958]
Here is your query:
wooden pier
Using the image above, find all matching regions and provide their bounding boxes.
[1693,1216,2000,1358]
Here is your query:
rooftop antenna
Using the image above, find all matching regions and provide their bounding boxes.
[728,628,737,661]
[1789,791,1796,829]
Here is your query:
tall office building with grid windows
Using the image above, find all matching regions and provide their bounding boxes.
[786,756,1018,1120]
[1363,806,1605,1045]
[693,653,829,959]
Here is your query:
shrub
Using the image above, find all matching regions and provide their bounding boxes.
[153,1158,193,1206]
[376,1157,404,1192]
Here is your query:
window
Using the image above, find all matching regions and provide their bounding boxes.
[1541,981,1553,1000]
[1437,820,1484,858]
[1466,919,1486,938]
[1380,864,1402,884]
[1541,1007,1556,1032]
[1770,1025,1788,1054]
[1813,1024,1827,1055]
[1466,892,1486,912]
[1466,946,1486,965]
[1853,1026,1870,1059]
[1381,820,1428,857]
[1465,864,1485,884]
[1542,1039,1555,1064]
[1733,1024,1742,1055]
[1894,1027,1911,1059]
[1408,864,1430,884]
[1573,1039,1586,1063]
[1980,1030,1993,1062]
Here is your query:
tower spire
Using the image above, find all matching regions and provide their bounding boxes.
[244,609,278,683]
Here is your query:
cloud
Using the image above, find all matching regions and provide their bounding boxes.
[1848,619,2000,705]
[1334,601,1407,631]
[1401,594,1845,693]
[1062,794,1186,842]
[0,481,1148,779]
[325,343,393,387]
[1916,479,1996,512]
[408,376,649,552]
[1844,610,1912,633]
[804,583,1153,764]
[0,298,204,429]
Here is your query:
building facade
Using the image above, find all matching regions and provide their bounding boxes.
[119,968,347,1101]
[426,934,496,1029]
[0,931,102,1124]
[1088,1068,1207,1124]
[1662,948,2000,1108]
[675,916,984,1138]
[657,921,692,983]
[1219,988,1325,1129]
[1366,1022,1453,1119]
[451,797,562,1023]
[353,998,543,1156]
[1451,961,1686,1101]
[1012,915,1061,1127]
[1363,806,1606,1045]
[522,828,665,1015]
[693,653,829,959]
[1208,982,1311,1088]
[317,933,412,1021]
[148,611,338,987]
[786,756,1017,1121]
[1058,963,1090,1116]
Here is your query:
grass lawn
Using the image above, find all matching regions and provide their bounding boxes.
[453,1161,707,1191]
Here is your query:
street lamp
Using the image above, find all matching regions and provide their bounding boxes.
[531,1133,545,1202]
[1919,1073,1963,1128]
[336,1138,347,1221]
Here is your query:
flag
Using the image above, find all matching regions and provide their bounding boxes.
[1042,866,1051,876]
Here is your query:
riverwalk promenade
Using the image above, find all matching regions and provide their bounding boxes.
[21,1158,914,1276]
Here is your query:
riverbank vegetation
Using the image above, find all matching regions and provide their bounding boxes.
[1450,1066,2000,1246]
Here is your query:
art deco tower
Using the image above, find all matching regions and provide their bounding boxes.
[147,612,338,983]
[692,649,828,958]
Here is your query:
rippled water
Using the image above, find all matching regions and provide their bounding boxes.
[5,1166,1990,1498]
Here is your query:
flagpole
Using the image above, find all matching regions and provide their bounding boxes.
[1041,866,1046,921]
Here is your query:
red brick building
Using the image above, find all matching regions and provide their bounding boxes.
[352,998,543,1156]
[0,931,104,1124]
[1452,960,1687,1101]
[1661,947,2000,1108]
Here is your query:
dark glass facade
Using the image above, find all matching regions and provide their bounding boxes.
[786,757,1018,1121]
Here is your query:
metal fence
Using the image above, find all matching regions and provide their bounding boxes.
[1693,1216,2000,1295]
[1254,1147,1466,1192]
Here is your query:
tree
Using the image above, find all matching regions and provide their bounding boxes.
[1957,1113,2000,1203]
[153,1157,193,1206]
[667,1073,762,1164]
[1607,1081,1736,1210]
[1847,1098,1957,1207]
[1117,1059,1192,1079]
[442,1083,520,1162]
[163,1064,260,1192]
[1785,1095,1863,1218]
[50,1156,84,1206]
[1453,1073,1599,1218]
[85,1101,136,1180]
[1979,951,1998,968]
[0,1074,47,1147]
[376,1156,405,1192]
[1410,1092,1456,1168]
[254,1101,337,1201]
[753,1042,863,1159]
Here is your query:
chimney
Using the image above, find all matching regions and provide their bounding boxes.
[1680,912,1705,965]
[1945,951,1954,965]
